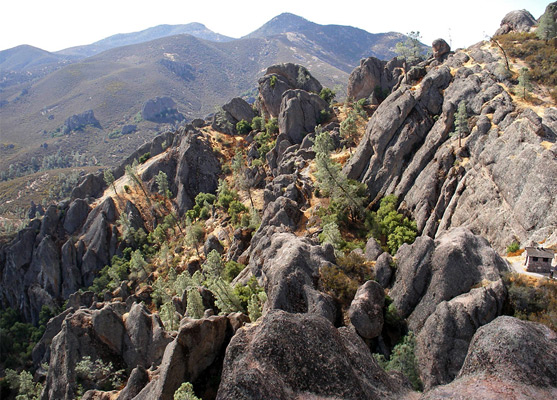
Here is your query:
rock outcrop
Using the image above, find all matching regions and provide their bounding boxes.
[348,280,385,339]
[390,227,508,332]
[347,56,403,101]
[63,110,101,134]
[216,310,413,400]
[212,97,256,135]
[416,280,507,389]
[278,89,329,144]
[494,9,537,36]
[256,63,322,118]
[344,44,557,251]
[421,316,557,399]
[141,97,185,123]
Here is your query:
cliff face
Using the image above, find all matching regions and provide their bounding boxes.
[344,43,557,252]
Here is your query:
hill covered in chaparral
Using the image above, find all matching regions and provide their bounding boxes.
[1,3,557,400]
[0,13,408,179]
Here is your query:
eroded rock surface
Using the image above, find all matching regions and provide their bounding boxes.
[216,310,412,400]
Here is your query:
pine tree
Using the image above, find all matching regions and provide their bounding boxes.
[319,221,344,252]
[173,382,201,400]
[186,287,205,319]
[103,169,118,197]
[155,171,171,198]
[208,277,244,314]
[185,218,205,258]
[517,68,533,100]
[313,128,365,220]
[202,250,224,278]
[159,301,179,331]
[454,101,469,147]
[129,250,150,281]
[395,31,423,83]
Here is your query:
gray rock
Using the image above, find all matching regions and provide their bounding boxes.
[216,310,412,400]
[32,308,73,367]
[421,316,557,399]
[416,280,507,389]
[374,252,393,288]
[211,97,256,135]
[203,234,224,256]
[347,56,401,101]
[63,110,101,134]
[71,172,105,200]
[432,38,450,60]
[60,239,81,298]
[141,97,185,123]
[278,89,329,144]
[123,302,172,368]
[63,199,90,234]
[116,366,149,400]
[348,280,385,339]
[390,227,508,332]
[364,237,383,261]
[249,232,336,323]
[174,131,220,215]
[133,315,233,400]
[257,63,322,118]
[494,9,537,36]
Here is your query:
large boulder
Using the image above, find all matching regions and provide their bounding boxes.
[494,9,537,36]
[212,97,256,135]
[141,97,185,123]
[63,199,90,234]
[63,110,101,134]
[173,131,221,215]
[432,39,450,60]
[389,227,508,332]
[421,316,557,399]
[348,280,385,339]
[416,280,507,389]
[216,310,413,400]
[257,63,322,118]
[249,232,337,323]
[278,89,329,144]
[132,314,248,400]
[347,56,402,101]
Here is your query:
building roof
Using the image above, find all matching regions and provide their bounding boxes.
[525,247,555,258]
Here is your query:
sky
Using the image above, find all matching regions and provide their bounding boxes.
[0,0,550,52]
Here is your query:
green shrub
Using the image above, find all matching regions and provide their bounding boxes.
[228,200,248,225]
[236,119,252,135]
[269,75,277,88]
[374,332,422,391]
[223,261,245,282]
[319,87,336,105]
[174,382,201,400]
[138,152,151,164]
[265,118,279,135]
[251,116,264,131]
[506,241,520,255]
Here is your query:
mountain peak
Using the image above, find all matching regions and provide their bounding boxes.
[245,12,315,38]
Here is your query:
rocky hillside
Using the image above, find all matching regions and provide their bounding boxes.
[1,5,557,400]
[0,13,412,177]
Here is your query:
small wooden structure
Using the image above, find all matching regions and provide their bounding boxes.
[524,247,555,273]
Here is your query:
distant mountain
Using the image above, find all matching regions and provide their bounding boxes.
[0,45,74,72]
[245,12,407,67]
[0,13,417,173]
[57,23,233,58]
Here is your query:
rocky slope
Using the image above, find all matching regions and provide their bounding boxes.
[1,8,557,400]
[344,41,557,252]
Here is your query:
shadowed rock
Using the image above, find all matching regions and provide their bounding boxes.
[216,310,413,400]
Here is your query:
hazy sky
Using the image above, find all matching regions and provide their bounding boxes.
[1,0,549,52]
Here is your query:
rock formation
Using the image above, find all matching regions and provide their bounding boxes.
[344,42,557,251]
[141,97,185,123]
[63,110,101,134]
[494,9,537,36]
[216,310,413,399]
[256,63,322,118]
[212,97,256,135]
